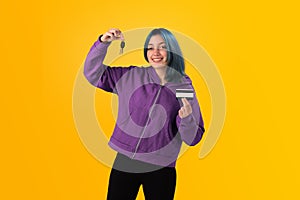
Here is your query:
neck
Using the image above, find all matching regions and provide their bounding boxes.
[154,67,167,85]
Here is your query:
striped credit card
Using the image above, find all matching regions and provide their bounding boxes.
[176,89,194,100]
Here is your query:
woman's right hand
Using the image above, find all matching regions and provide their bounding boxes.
[100,28,124,43]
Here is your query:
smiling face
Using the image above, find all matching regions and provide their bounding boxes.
[146,34,168,69]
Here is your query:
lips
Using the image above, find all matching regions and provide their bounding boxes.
[152,57,163,63]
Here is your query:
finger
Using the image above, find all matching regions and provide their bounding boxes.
[185,98,192,108]
[104,32,114,41]
[109,29,118,36]
[178,109,183,118]
[108,28,118,33]
[108,31,118,40]
[181,107,185,113]
[109,28,123,40]
[181,98,190,107]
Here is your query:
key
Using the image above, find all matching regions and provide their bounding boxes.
[120,40,125,54]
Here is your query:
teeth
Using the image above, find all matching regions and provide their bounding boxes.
[153,58,162,62]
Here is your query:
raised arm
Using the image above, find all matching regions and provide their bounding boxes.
[83,28,134,93]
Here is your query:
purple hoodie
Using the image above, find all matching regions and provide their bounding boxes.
[83,40,205,167]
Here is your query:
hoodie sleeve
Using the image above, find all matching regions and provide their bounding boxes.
[83,40,135,94]
[176,85,205,146]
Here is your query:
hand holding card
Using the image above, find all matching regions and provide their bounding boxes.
[178,97,193,118]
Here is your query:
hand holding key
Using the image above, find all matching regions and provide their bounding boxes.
[100,28,124,43]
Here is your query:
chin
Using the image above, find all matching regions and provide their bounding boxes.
[150,63,168,69]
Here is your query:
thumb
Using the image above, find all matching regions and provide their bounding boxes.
[178,109,183,118]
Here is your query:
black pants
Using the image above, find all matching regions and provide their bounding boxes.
[107,153,176,200]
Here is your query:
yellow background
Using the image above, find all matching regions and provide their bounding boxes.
[1,0,299,199]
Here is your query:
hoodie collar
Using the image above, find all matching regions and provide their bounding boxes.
[147,66,191,87]
[147,66,164,85]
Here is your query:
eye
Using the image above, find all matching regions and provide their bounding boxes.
[147,47,154,50]
[159,45,167,50]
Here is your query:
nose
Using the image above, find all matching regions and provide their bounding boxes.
[153,48,160,55]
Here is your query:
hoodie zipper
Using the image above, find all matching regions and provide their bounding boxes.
[131,85,163,159]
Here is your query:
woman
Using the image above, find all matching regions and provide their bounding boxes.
[84,28,205,200]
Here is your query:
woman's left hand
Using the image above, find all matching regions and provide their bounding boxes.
[178,98,193,118]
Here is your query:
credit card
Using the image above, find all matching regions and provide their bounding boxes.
[176,89,194,100]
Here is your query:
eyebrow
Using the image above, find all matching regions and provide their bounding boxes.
[148,42,166,46]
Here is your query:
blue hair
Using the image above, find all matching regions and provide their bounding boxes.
[144,28,185,82]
